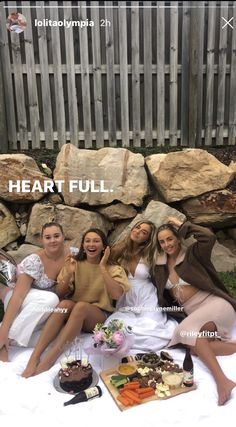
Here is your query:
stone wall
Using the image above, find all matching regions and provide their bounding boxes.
[1,144,236,272]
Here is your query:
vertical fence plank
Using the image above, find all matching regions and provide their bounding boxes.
[0,2,17,148]
[169,2,178,146]
[143,2,152,146]
[0,54,8,153]
[64,1,78,146]
[131,2,141,146]
[80,2,92,147]
[188,2,199,147]
[50,1,66,148]
[205,2,216,146]
[119,2,129,147]
[228,2,236,145]
[36,1,54,148]
[23,1,40,149]
[180,2,190,146]
[216,1,228,146]
[91,2,104,148]
[9,1,28,149]
[105,1,116,145]
[196,2,205,147]
[156,1,165,146]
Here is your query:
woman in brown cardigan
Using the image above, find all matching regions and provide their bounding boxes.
[154,217,236,406]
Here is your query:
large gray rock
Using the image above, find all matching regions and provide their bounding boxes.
[108,220,132,245]
[98,203,137,221]
[229,160,236,174]
[181,189,236,228]
[7,244,41,264]
[182,234,236,272]
[0,154,54,202]
[211,241,236,272]
[145,149,234,202]
[0,203,21,248]
[113,200,186,243]
[53,144,149,206]
[25,203,112,247]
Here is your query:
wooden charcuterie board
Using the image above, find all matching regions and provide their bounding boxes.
[100,366,197,411]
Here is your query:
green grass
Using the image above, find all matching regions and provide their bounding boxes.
[219,270,236,299]
[0,271,236,323]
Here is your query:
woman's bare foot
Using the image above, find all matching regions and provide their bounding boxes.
[217,378,236,405]
[34,358,56,375]
[21,356,40,378]
[0,346,8,362]
[34,349,59,375]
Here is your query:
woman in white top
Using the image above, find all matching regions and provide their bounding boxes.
[0,222,69,361]
[108,221,177,351]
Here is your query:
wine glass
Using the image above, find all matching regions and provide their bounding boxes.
[60,341,72,368]
[71,336,80,360]
[79,335,87,361]
[64,342,72,358]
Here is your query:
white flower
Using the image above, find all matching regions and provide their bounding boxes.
[60,355,75,369]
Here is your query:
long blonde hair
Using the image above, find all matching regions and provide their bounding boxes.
[110,221,157,271]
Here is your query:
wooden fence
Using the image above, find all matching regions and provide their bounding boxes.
[0,1,235,150]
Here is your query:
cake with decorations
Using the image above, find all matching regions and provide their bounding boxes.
[58,358,93,393]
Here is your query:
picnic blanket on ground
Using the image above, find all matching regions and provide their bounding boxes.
[1,324,236,427]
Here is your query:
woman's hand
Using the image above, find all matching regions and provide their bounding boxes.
[100,246,110,268]
[56,256,76,299]
[166,216,183,229]
[99,246,124,299]
[64,255,77,275]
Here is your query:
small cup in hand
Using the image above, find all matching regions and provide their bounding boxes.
[70,247,79,256]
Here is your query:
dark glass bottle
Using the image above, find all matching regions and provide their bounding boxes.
[64,386,102,406]
[183,348,194,387]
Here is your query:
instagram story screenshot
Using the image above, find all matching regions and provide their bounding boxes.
[0,1,236,426]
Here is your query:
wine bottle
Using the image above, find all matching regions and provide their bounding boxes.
[64,386,102,406]
[182,347,194,387]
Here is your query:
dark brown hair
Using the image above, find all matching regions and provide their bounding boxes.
[75,228,108,261]
[41,222,64,236]
[156,223,179,251]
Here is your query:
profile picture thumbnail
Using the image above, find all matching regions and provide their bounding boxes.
[6,12,27,34]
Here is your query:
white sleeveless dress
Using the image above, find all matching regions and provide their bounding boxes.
[105,261,177,352]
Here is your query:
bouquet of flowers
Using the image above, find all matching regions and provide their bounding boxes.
[0,250,17,287]
[91,319,134,357]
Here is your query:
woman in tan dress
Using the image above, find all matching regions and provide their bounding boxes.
[154,217,236,406]
[22,228,130,377]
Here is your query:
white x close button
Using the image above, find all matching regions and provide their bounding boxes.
[221,17,234,29]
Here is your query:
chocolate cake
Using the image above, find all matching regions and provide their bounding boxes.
[59,360,93,393]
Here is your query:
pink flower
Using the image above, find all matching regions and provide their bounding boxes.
[112,331,125,346]
[93,331,104,344]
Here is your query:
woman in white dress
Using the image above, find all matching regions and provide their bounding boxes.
[0,222,69,361]
[108,221,177,351]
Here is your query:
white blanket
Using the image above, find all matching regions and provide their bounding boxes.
[1,324,236,427]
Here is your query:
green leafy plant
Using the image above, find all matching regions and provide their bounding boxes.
[219,270,236,299]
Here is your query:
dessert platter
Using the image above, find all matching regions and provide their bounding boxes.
[100,351,197,411]
[53,357,99,394]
